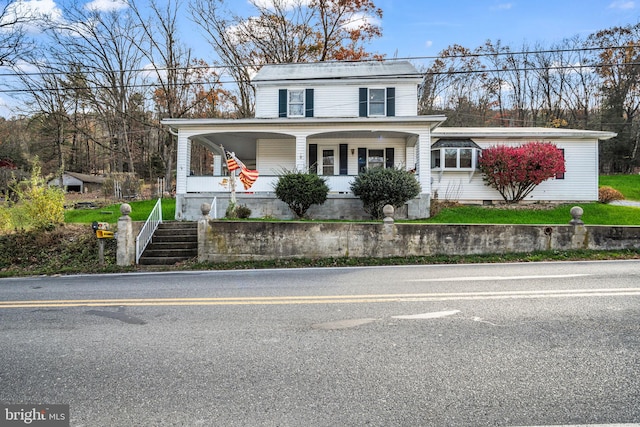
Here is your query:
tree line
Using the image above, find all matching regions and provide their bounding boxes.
[0,0,638,196]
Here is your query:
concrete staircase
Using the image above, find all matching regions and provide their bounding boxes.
[138,222,198,265]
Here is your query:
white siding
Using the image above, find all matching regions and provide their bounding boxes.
[257,139,296,174]
[431,140,599,203]
[314,85,360,118]
[255,82,419,118]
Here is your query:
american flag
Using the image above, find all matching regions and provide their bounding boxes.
[239,166,259,190]
[225,150,240,172]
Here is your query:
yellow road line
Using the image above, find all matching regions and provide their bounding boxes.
[1,288,639,309]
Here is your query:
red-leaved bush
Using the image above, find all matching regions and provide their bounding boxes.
[478,142,566,203]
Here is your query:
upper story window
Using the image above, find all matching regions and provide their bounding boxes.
[431,139,481,171]
[359,87,395,117]
[279,88,314,118]
[288,89,305,117]
[368,89,386,116]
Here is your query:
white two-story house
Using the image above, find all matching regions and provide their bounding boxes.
[162,61,615,220]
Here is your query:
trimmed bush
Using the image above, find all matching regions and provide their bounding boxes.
[598,186,625,203]
[274,171,329,218]
[350,167,421,220]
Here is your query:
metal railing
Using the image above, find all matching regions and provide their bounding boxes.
[211,197,217,219]
[135,198,163,264]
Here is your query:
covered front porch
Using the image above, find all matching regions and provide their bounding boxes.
[162,116,445,220]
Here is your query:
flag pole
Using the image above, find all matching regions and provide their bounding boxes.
[220,145,237,206]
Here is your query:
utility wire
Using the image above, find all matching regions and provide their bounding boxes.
[0,43,638,79]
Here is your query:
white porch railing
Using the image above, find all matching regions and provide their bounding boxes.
[135,198,163,264]
[186,175,357,194]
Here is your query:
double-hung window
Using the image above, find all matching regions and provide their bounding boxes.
[279,88,314,118]
[359,87,395,117]
[288,89,304,117]
[368,89,386,116]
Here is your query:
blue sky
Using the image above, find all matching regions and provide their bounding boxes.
[369,0,637,60]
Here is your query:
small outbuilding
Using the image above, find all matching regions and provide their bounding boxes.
[48,172,105,193]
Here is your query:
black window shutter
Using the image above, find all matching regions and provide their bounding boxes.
[385,148,395,169]
[359,88,368,117]
[309,144,318,174]
[358,148,367,173]
[305,89,314,117]
[386,87,395,117]
[278,89,287,117]
[339,144,348,175]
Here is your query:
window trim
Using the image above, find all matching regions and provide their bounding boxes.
[287,89,305,118]
[358,147,395,172]
[368,88,386,117]
[431,147,480,171]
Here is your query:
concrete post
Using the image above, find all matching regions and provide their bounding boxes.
[569,206,588,249]
[116,203,135,266]
[198,203,211,262]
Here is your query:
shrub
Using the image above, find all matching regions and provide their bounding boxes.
[479,141,565,203]
[225,202,252,219]
[350,167,421,220]
[235,204,252,218]
[598,186,625,203]
[6,160,65,231]
[274,171,329,218]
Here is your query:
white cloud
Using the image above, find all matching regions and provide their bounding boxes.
[425,40,433,48]
[608,1,635,9]
[0,0,63,33]
[84,0,129,13]
[341,11,381,31]
[491,3,513,10]
[251,0,312,10]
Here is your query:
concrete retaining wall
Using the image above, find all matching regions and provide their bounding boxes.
[176,193,428,221]
[197,219,640,263]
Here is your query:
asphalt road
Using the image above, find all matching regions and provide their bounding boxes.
[1,260,639,427]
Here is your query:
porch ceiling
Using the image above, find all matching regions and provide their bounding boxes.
[192,129,418,160]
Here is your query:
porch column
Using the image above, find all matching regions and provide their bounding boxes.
[417,130,431,195]
[175,132,191,195]
[295,134,307,171]
[175,132,191,220]
[406,130,432,219]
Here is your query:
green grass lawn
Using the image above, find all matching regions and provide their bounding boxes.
[600,174,640,200]
[64,198,175,224]
[420,203,640,225]
[63,175,640,226]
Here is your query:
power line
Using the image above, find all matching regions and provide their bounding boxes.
[0,43,638,79]
[0,60,637,95]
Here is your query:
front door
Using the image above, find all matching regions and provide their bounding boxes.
[319,146,338,176]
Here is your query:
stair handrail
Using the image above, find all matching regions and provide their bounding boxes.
[211,197,217,219]
[135,198,163,264]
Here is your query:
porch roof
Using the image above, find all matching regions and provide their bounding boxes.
[432,127,617,141]
[162,115,446,131]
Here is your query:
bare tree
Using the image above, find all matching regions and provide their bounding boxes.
[189,0,384,118]
[129,0,229,189]
[0,0,33,67]
[47,2,147,174]
[589,23,640,172]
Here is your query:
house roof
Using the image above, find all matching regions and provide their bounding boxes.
[431,138,482,149]
[252,60,423,83]
[63,171,105,184]
[432,127,617,140]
